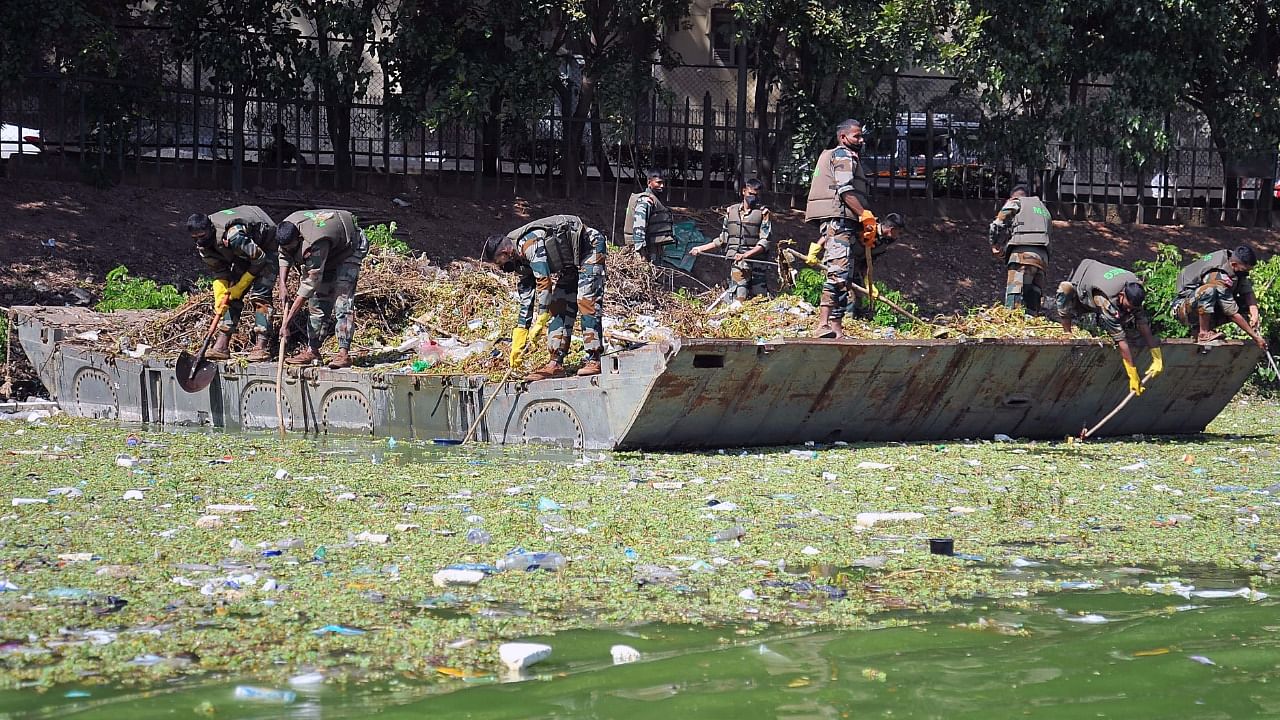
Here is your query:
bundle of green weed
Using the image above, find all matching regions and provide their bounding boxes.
[363,221,410,255]
[93,266,186,312]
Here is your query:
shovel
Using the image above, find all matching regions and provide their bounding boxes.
[176,302,226,393]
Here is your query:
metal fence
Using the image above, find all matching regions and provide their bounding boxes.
[3,67,1275,218]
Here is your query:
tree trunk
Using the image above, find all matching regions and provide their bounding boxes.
[560,74,594,193]
[231,82,246,192]
[482,99,501,177]
[326,91,354,191]
[752,64,774,187]
[589,96,613,181]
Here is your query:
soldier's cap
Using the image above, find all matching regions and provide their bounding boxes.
[481,234,506,263]
[1010,184,1029,196]
[881,212,906,229]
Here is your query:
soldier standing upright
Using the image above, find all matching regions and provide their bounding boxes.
[275,209,369,369]
[989,185,1052,313]
[803,119,878,338]
[689,178,772,300]
[625,170,676,262]
[186,205,278,361]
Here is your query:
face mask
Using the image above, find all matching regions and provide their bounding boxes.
[499,259,519,273]
[745,195,760,208]
[651,186,666,197]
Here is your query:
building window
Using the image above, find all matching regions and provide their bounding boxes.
[709,8,739,65]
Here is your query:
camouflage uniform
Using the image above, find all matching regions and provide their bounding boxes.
[626,190,675,261]
[1171,249,1255,331]
[1056,259,1151,347]
[707,203,772,299]
[804,145,872,321]
[199,205,278,335]
[990,196,1052,312]
[508,215,607,362]
[278,210,368,352]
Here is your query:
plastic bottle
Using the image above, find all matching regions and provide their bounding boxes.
[497,550,566,572]
[465,528,492,545]
[711,525,746,542]
[233,686,297,704]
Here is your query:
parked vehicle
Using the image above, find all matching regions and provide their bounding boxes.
[862,113,982,192]
[1,123,42,159]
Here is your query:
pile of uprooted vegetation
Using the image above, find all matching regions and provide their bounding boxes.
[56,246,1091,378]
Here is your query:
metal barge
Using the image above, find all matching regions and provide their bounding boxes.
[12,306,1261,449]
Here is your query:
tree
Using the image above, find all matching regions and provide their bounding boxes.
[160,0,300,191]
[734,0,947,185]
[286,0,393,190]
[942,0,1280,208]
[380,0,560,178]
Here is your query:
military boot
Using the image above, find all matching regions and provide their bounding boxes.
[204,331,233,360]
[246,334,272,362]
[327,349,353,369]
[524,361,566,382]
[576,359,601,377]
[286,346,321,365]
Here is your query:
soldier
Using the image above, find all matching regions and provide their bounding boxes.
[186,205,278,361]
[1056,259,1163,395]
[847,212,907,319]
[625,169,676,262]
[275,209,369,369]
[1172,245,1267,349]
[689,178,772,300]
[482,215,608,381]
[989,184,1052,313]
[803,118,879,338]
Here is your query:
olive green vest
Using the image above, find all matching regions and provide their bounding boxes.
[1176,249,1235,294]
[804,147,871,223]
[623,191,674,245]
[282,209,358,261]
[507,214,585,273]
[1069,259,1138,310]
[724,204,764,256]
[1006,196,1051,250]
[210,205,276,249]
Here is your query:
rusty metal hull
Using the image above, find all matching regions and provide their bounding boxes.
[13,307,1261,449]
[616,338,1259,447]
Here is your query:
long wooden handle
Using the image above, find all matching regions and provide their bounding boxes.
[864,243,875,315]
[275,304,295,440]
[1082,370,1157,439]
[462,370,513,444]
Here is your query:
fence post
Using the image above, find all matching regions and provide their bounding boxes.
[701,92,713,206]
[925,111,935,217]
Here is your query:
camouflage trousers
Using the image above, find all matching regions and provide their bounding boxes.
[306,237,368,351]
[1004,247,1048,313]
[546,260,605,362]
[1172,276,1238,332]
[219,265,277,336]
[727,255,769,300]
[817,220,858,321]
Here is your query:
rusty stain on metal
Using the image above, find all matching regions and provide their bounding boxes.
[13,306,1263,450]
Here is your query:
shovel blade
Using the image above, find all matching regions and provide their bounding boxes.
[175,351,218,393]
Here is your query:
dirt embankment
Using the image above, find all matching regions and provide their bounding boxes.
[3,178,1280,313]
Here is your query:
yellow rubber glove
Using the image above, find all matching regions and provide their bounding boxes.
[509,327,530,366]
[227,272,255,301]
[805,242,822,265]
[529,311,551,342]
[859,210,878,248]
[1146,347,1163,380]
[212,278,231,309]
[1123,358,1144,396]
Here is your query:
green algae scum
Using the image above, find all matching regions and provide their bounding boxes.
[1,401,1278,717]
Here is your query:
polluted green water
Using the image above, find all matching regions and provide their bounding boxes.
[2,402,1279,716]
[2,575,1277,719]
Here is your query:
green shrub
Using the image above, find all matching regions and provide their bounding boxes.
[790,267,824,305]
[365,222,409,255]
[871,282,919,330]
[94,266,186,312]
[1132,243,1190,339]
